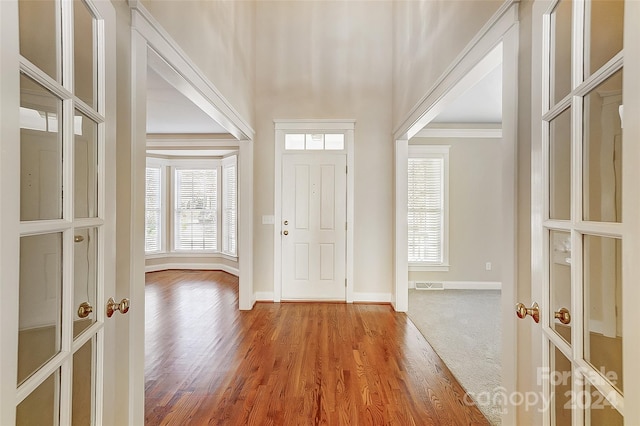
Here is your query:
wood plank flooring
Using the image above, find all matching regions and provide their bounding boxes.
[145,270,490,425]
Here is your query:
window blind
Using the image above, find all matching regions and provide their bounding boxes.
[408,157,444,263]
[222,158,237,256]
[145,167,162,253]
[174,169,217,251]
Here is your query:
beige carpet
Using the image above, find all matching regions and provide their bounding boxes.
[408,289,502,425]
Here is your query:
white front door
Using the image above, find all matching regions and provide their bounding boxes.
[281,153,347,300]
[528,0,639,424]
[0,0,117,424]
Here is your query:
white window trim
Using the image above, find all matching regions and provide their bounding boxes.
[172,161,220,253]
[144,156,240,260]
[221,154,238,257]
[407,145,450,272]
[145,159,166,254]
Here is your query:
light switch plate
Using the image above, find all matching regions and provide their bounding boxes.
[262,215,275,225]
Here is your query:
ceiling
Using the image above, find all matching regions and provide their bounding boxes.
[145,61,502,140]
[146,66,229,135]
[431,63,502,124]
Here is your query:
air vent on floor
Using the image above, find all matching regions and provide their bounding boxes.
[414,281,444,290]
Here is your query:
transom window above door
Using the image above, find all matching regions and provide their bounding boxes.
[284,133,345,150]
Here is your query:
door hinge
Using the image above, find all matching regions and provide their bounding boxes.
[345,222,347,231]
[345,279,347,287]
[346,165,348,174]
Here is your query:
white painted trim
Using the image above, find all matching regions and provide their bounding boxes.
[145,263,239,276]
[255,292,275,301]
[353,292,392,304]
[273,121,355,303]
[130,4,254,141]
[393,0,518,140]
[414,127,503,139]
[409,281,502,290]
[408,264,450,272]
[393,139,409,312]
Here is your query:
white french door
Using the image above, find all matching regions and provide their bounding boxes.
[281,153,347,300]
[528,0,639,424]
[0,0,117,424]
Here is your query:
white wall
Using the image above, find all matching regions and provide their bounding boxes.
[409,137,503,284]
[139,0,255,126]
[254,1,394,299]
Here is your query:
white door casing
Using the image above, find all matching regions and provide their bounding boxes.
[0,0,117,424]
[281,153,347,300]
[274,120,355,303]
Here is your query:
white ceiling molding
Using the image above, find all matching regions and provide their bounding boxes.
[414,127,502,139]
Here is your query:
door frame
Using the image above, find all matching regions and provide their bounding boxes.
[129,2,255,424]
[392,2,519,425]
[273,120,355,303]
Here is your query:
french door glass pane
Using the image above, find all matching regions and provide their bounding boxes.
[586,382,623,425]
[551,346,573,426]
[583,234,623,393]
[18,233,63,385]
[550,230,572,344]
[549,107,572,220]
[585,0,624,79]
[72,338,95,426]
[551,0,572,105]
[74,228,98,338]
[74,0,96,108]
[16,369,60,426]
[20,73,63,221]
[75,110,98,219]
[18,0,59,82]
[582,69,623,223]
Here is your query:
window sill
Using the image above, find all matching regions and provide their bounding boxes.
[145,252,237,262]
[409,264,450,272]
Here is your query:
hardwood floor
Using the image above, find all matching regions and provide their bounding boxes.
[145,270,490,425]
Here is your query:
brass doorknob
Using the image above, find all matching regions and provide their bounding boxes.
[554,307,571,325]
[106,297,130,318]
[77,302,93,319]
[515,302,540,323]
[283,230,289,235]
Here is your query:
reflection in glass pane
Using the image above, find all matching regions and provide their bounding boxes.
[586,383,623,425]
[74,0,97,108]
[583,70,623,223]
[18,233,63,385]
[75,111,98,218]
[551,0,572,105]
[324,134,345,150]
[306,134,324,150]
[549,107,572,220]
[72,338,95,426]
[19,0,59,81]
[552,346,572,426]
[585,0,623,79]
[584,235,623,393]
[74,228,98,337]
[550,230,572,344]
[20,74,63,221]
[284,134,304,150]
[16,369,60,426]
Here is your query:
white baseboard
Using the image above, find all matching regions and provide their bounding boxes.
[255,291,275,301]
[410,281,502,290]
[352,292,391,303]
[145,262,239,276]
